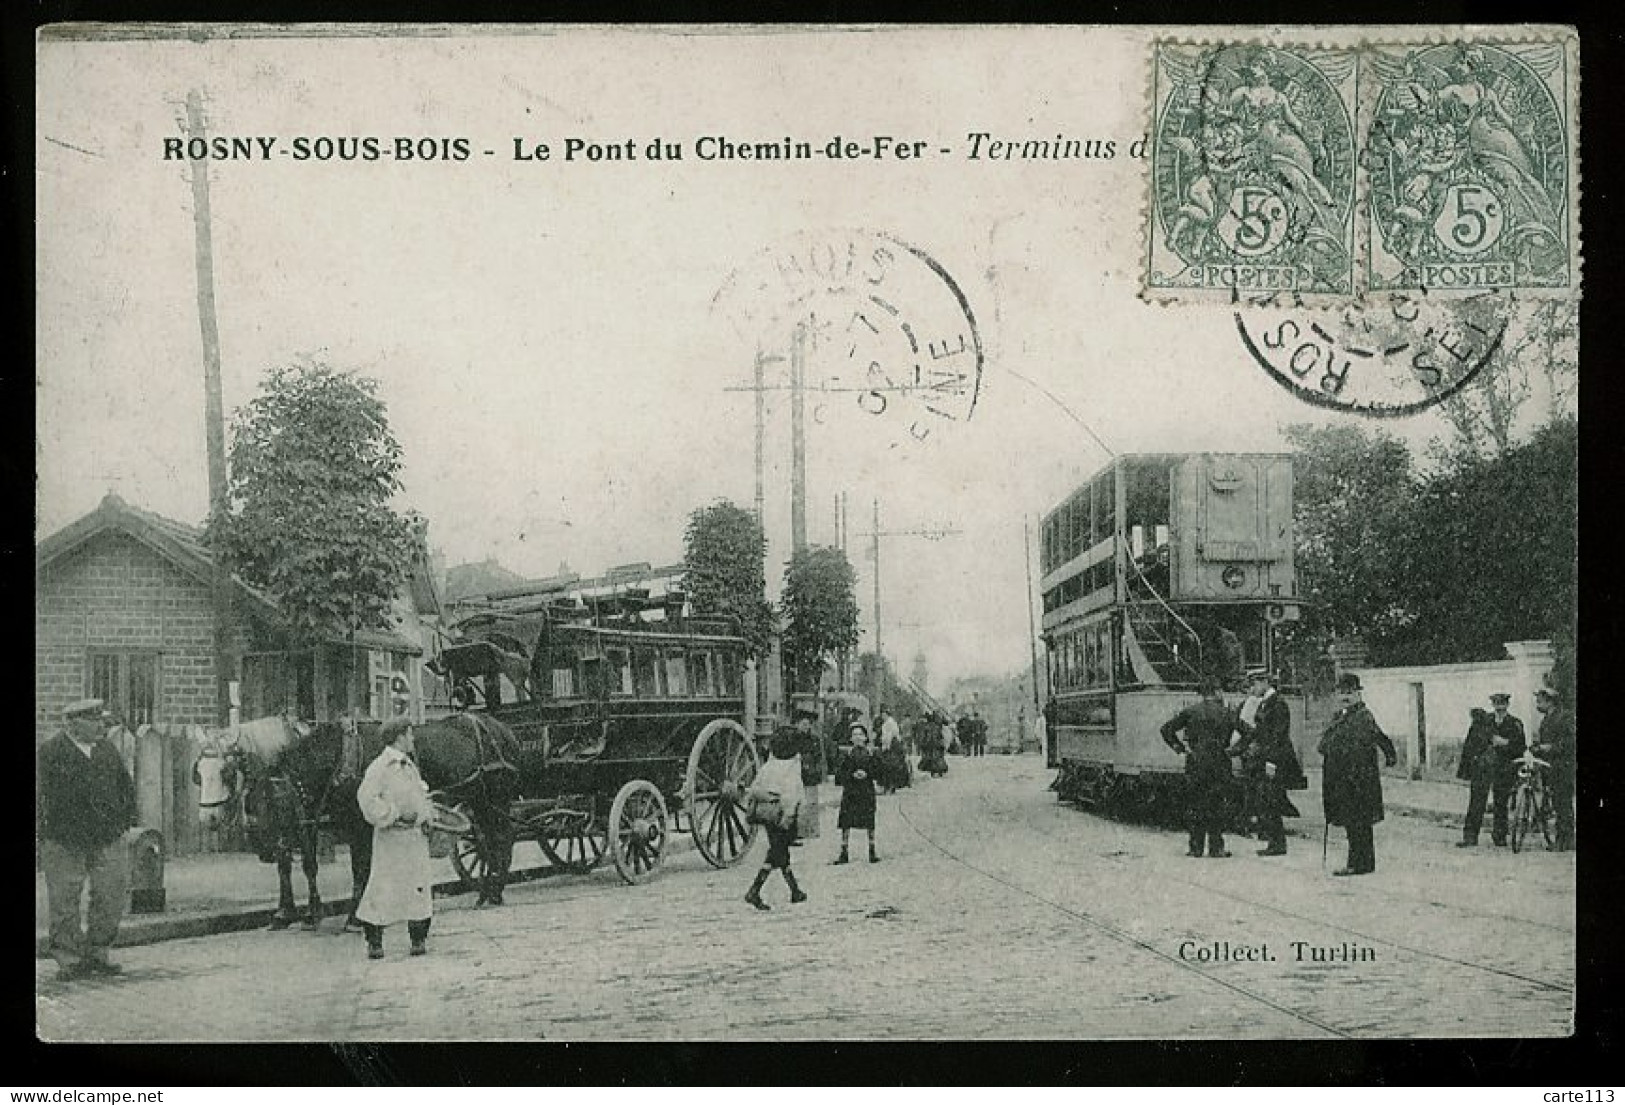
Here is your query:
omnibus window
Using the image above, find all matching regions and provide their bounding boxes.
[633,647,661,697]
[664,651,689,696]
[689,652,715,696]
[605,648,634,695]
[719,652,742,696]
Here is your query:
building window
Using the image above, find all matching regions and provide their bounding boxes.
[87,650,160,727]
[552,667,576,698]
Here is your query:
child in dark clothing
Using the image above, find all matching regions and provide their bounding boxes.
[834,724,879,864]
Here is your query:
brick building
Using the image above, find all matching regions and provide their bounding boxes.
[35,492,439,743]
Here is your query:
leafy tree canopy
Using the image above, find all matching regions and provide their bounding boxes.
[781,546,860,693]
[207,362,419,644]
[682,501,776,658]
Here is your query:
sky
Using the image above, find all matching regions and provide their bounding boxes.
[35,26,1556,690]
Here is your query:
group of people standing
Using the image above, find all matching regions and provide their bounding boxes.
[1456,686,1575,851]
[1161,669,1578,877]
[1162,668,1397,875]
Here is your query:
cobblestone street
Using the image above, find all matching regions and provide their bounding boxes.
[36,756,1575,1042]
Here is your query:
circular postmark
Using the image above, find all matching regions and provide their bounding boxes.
[1151,44,1356,295]
[1233,292,1507,417]
[711,229,984,445]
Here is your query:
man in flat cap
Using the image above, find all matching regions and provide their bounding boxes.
[1460,692,1526,847]
[37,698,138,979]
[1533,687,1575,850]
[1318,673,1398,876]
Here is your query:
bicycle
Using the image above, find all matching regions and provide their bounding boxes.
[1509,749,1554,853]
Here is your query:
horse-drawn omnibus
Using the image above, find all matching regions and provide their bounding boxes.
[432,589,762,887]
[1038,453,1308,816]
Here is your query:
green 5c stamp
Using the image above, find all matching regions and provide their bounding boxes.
[1147,43,1357,300]
[1365,41,1576,294]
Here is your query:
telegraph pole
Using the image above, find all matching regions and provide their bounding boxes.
[1024,515,1043,720]
[184,89,235,727]
[753,347,767,524]
[790,323,808,552]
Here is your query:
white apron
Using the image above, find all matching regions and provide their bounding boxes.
[355,746,436,925]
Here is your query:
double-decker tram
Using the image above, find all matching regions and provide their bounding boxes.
[1039,453,1305,817]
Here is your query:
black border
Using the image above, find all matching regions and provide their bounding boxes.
[11,0,1621,1088]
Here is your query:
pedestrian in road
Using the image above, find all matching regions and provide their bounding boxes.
[775,707,824,845]
[1160,680,1241,858]
[744,732,807,910]
[877,714,911,794]
[1457,693,1524,847]
[1318,673,1398,876]
[37,698,138,980]
[354,717,436,960]
[1235,669,1305,856]
[834,723,880,864]
[917,713,949,777]
[971,711,988,756]
[1532,687,1575,850]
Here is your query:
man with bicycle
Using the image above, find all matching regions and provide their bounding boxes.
[1458,692,1525,847]
[1533,687,1575,851]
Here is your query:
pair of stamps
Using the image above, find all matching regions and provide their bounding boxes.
[1146,36,1578,301]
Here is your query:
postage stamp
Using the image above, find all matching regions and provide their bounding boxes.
[1146,42,1358,301]
[1363,40,1577,296]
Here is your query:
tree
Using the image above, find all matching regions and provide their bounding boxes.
[1281,422,1416,660]
[1385,418,1577,666]
[780,546,860,693]
[207,362,419,644]
[682,501,776,658]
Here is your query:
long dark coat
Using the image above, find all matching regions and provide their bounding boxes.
[835,747,878,830]
[1245,693,1307,790]
[1455,711,1500,783]
[1318,703,1397,827]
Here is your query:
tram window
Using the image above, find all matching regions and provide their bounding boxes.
[664,651,689,696]
[633,647,661,697]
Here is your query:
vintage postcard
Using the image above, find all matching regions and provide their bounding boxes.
[35,24,1578,1044]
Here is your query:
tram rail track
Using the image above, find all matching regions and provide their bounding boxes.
[893,783,1572,1038]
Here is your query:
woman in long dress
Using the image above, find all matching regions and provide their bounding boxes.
[355,717,437,959]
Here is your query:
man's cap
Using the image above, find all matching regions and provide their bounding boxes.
[1537,686,1561,701]
[379,716,414,742]
[1489,692,1511,705]
[1245,667,1273,682]
[793,705,819,721]
[848,722,871,739]
[1336,672,1363,692]
[64,698,105,720]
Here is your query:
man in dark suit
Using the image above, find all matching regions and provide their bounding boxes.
[1318,673,1398,876]
[1161,680,1241,858]
[37,698,138,979]
[1238,669,1305,856]
[1459,692,1526,847]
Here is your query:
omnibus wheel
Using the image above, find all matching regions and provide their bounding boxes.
[537,806,605,874]
[686,719,760,869]
[609,779,669,885]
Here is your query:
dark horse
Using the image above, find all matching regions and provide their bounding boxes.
[215,713,521,930]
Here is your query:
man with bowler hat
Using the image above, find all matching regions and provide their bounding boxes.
[1532,687,1575,850]
[1160,680,1241,858]
[37,698,138,979]
[1318,673,1398,875]
[1458,692,1525,847]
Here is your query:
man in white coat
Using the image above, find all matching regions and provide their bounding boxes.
[355,717,436,960]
